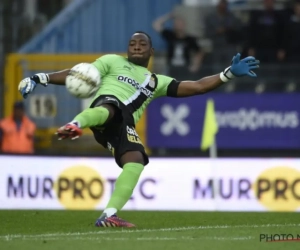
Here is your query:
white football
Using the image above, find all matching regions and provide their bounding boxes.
[66,63,101,99]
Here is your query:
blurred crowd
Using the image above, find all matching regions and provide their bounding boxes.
[0,0,69,154]
[1,0,70,52]
[1,0,300,154]
[152,0,300,92]
[2,0,300,78]
[3,0,300,71]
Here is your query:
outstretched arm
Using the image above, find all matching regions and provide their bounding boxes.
[18,54,113,99]
[29,69,70,86]
[18,69,70,99]
[48,69,70,85]
[177,74,223,97]
[174,53,260,97]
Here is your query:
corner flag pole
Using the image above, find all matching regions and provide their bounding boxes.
[201,98,219,209]
[209,140,217,158]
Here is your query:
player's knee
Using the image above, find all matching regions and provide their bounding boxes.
[120,151,145,166]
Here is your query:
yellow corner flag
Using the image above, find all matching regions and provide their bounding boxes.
[201,99,219,151]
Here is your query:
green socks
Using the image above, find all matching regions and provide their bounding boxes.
[104,162,144,216]
[72,106,109,128]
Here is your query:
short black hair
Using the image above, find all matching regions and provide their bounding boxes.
[133,31,153,47]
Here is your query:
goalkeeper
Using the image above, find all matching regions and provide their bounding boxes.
[18,31,259,228]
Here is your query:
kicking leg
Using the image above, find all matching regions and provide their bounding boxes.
[95,151,145,228]
[56,104,116,139]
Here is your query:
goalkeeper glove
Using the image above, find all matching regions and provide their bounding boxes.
[220,53,260,82]
[18,73,49,99]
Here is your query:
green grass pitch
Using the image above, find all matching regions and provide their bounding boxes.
[0,211,299,250]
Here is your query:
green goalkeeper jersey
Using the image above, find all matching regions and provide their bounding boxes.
[91,54,175,124]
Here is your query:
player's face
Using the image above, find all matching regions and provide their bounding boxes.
[127,33,153,67]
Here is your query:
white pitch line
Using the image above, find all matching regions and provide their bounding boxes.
[5,236,256,242]
[209,236,254,241]
[0,223,299,241]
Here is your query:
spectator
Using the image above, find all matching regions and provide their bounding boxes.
[205,0,241,67]
[281,0,300,63]
[205,0,241,44]
[152,13,204,78]
[0,101,36,154]
[247,0,284,63]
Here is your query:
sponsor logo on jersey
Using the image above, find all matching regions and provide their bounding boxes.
[117,76,153,98]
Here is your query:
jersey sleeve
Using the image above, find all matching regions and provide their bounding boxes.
[154,74,181,98]
[91,54,118,77]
